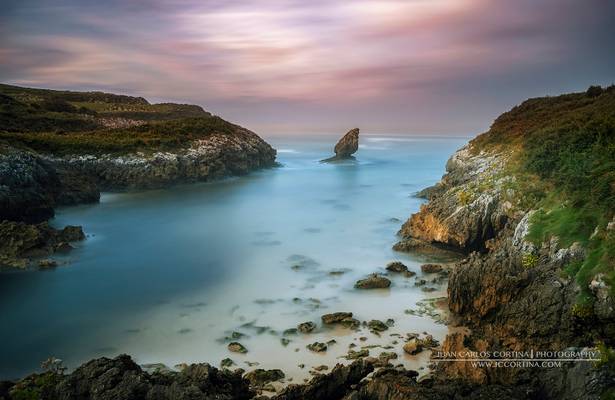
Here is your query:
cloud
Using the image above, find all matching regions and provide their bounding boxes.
[0,0,614,133]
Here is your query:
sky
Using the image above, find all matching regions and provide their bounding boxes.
[1,0,614,135]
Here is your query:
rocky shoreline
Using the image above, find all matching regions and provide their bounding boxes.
[0,85,277,269]
[1,87,614,399]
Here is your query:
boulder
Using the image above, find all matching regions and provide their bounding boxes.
[403,338,422,355]
[354,274,391,289]
[321,312,353,324]
[307,342,328,352]
[228,342,248,353]
[297,321,317,333]
[367,320,389,332]
[386,261,408,273]
[421,263,443,273]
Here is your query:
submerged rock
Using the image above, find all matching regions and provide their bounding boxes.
[306,342,328,352]
[354,274,391,289]
[321,128,360,162]
[321,312,353,324]
[386,261,408,273]
[38,259,58,269]
[0,221,85,269]
[228,342,248,353]
[297,321,317,333]
[421,263,443,273]
[403,338,422,355]
[367,320,389,332]
[220,358,235,368]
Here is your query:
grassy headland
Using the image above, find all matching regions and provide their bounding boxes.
[472,85,615,304]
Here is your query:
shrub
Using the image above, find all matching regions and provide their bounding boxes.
[457,190,474,206]
[521,253,538,269]
[586,85,604,97]
[571,303,594,319]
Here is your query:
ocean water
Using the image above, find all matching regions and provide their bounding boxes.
[0,134,469,381]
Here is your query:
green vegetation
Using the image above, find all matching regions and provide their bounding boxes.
[596,342,615,371]
[472,85,615,303]
[521,253,538,269]
[0,117,239,155]
[0,83,239,155]
[457,189,475,206]
[9,372,59,400]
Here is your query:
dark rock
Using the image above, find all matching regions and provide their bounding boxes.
[297,321,316,333]
[271,360,373,400]
[345,349,369,360]
[306,342,327,352]
[321,312,353,324]
[386,261,408,273]
[0,221,85,268]
[421,263,443,273]
[0,145,100,223]
[354,274,391,289]
[6,354,254,400]
[244,369,285,387]
[0,145,61,223]
[367,320,389,332]
[38,259,58,269]
[221,358,235,368]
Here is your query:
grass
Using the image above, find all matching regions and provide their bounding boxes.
[0,116,240,155]
[0,83,242,155]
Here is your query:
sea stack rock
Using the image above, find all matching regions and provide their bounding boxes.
[322,128,359,162]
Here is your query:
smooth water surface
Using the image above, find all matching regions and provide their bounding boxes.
[0,134,468,381]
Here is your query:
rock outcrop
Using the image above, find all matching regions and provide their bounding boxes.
[0,145,99,223]
[395,123,615,396]
[0,221,85,268]
[45,130,276,190]
[395,145,510,252]
[0,354,254,400]
[321,128,359,162]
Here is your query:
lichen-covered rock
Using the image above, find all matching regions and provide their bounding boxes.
[228,342,248,353]
[397,145,510,252]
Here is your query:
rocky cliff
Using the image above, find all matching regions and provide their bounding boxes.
[395,86,615,397]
